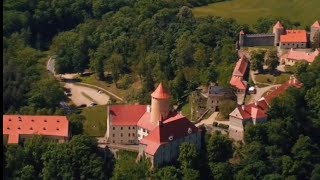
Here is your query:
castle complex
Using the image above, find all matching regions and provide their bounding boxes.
[239,20,320,48]
[105,83,201,167]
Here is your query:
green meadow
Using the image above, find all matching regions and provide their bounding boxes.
[193,0,320,27]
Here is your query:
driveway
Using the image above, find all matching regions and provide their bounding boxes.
[247,84,281,103]
[196,112,230,127]
[64,83,110,106]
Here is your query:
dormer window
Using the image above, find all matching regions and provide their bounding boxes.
[7,127,10,130]
[18,127,21,130]
[30,127,33,130]
[56,128,59,131]
[44,119,47,122]
[43,127,46,130]
[8,118,11,121]
[57,120,60,123]
[188,128,192,134]
[168,135,174,141]
[31,119,34,122]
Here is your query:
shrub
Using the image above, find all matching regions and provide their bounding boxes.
[218,124,229,129]
[213,122,218,127]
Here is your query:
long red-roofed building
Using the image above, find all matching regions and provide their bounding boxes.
[3,115,70,145]
[281,48,319,65]
[228,75,303,142]
[105,83,201,167]
[230,56,249,92]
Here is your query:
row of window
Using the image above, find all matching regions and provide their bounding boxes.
[112,133,135,137]
[112,126,135,130]
[112,140,135,143]
[282,43,305,46]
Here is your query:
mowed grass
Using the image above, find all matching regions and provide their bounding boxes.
[255,73,290,85]
[193,0,320,27]
[81,105,108,137]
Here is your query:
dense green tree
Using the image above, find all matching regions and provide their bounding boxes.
[207,133,233,163]
[265,48,279,72]
[219,99,237,119]
[311,164,320,180]
[68,114,85,135]
[182,168,200,180]
[209,162,233,180]
[250,50,265,72]
[178,142,199,170]
[154,166,181,180]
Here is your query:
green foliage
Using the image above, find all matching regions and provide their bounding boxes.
[154,166,181,180]
[250,50,265,72]
[68,114,85,135]
[178,143,199,170]
[265,48,279,72]
[182,168,200,180]
[207,133,233,163]
[209,162,233,180]
[219,99,237,119]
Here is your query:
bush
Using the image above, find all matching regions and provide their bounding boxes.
[218,124,229,129]
[118,74,134,89]
[213,122,218,127]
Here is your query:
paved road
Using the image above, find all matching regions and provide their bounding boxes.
[196,112,230,127]
[247,84,281,103]
[64,83,110,106]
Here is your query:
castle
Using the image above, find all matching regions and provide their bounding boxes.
[105,83,201,167]
[238,20,320,49]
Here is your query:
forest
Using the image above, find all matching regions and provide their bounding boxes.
[3,0,320,179]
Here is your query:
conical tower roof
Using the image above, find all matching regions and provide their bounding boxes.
[151,83,170,99]
[274,21,284,28]
[311,20,320,28]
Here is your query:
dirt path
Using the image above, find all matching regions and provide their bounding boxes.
[64,83,110,106]
[196,112,230,127]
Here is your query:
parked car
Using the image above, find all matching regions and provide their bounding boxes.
[78,104,87,108]
[90,102,97,106]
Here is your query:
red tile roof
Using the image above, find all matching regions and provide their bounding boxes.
[312,20,320,28]
[140,113,198,155]
[137,112,158,131]
[280,30,307,43]
[232,56,249,77]
[282,49,319,63]
[274,21,284,28]
[109,105,147,126]
[3,115,69,144]
[264,78,303,104]
[151,83,170,99]
[230,76,247,90]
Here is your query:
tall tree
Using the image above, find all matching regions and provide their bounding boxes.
[265,48,279,73]
[178,142,199,170]
[250,50,265,73]
[207,133,233,163]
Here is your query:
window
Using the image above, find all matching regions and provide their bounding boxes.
[113,140,115,143]
[133,127,135,129]
[133,133,135,137]
[143,129,145,132]
[129,133,130,137]
[113,127,115,130]
[113,134,115,137]
[129,127,131,130]
[121,133,123,137]
[121,127,123,130]
[212,100,214,103]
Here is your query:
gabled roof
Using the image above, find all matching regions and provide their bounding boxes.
[109,105,147,126]
[264,77,303,104]
[151,83,170,99]
[274,21,284,28]
[230,76,247,90]
[232,56,249,77]
[283,49,319,63]
[137,112,158,131]
[3,115,69,144]
[280,30,307,43]
[140,113,198,155]
[311,20,320,28]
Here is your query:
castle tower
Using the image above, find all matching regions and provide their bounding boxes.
[239,30,245,47]
[150,83,170,125]
[273,21,285,46]
[310,20,320,43]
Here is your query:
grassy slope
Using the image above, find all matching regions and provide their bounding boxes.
[193,0,320,27]
[81,105,108,137]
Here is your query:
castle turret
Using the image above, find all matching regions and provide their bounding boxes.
[273,21,285,46]
[239,30,245,47]
[310,20,320,43]
[150,83,170,125]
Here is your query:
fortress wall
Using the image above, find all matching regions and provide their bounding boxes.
[243,34,275,47]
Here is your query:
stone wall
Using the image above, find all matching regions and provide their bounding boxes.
[243,34,275,47]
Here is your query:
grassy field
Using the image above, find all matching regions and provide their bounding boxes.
[255,73,290,85]
[193,0,320,27]
[81,105,108,137]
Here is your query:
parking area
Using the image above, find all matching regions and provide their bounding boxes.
[64,83,110,107]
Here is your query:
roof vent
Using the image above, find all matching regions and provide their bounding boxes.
[30,127,33,130]
[43,127,46,130]
[31,119,34,122]
[7,127,10,130]
[188,128,192,134]
[44,119,47,122]
[168,135,174,141]
[57,120,60,123]
[56,128,59,131]
[8,119,11,121]
[18,127,21,130]
[19,119,22,122]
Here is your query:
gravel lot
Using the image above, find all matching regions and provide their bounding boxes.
[64,83,110,106]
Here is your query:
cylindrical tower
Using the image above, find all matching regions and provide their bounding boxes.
[310,20,320,43]
[150,83,170,125]
[239,30,245,47]
[273,21,285,46]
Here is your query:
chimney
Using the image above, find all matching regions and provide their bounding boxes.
[146,105,151,112]
[254,100,258,106]
[241,105,245,111]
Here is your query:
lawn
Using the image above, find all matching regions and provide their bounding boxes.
[192,0,320,27]
[255,73,290,85]
[81,105,108,137]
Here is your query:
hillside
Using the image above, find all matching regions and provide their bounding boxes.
[193,0,320,27]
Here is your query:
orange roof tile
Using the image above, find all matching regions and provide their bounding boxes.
[280,30,307,43]
[3,115,69,144]
[312,20,320,28]
[151,83,170,99]
[109,105,147,126]
[284,49,319,63]
[230,76,247,90]
[232,56,249,77]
